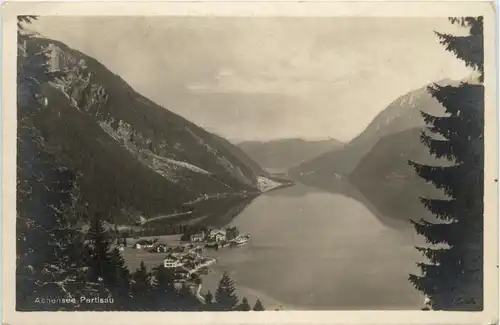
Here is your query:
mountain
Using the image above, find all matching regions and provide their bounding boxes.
[289,81,454,180]
[210,133,268,176]
[346,75,481,225]
[238,138,343,172]
[349,127,452,224]
[20,35,270,225]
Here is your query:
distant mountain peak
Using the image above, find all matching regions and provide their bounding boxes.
[290,79,456,178]
[238,138,343,171]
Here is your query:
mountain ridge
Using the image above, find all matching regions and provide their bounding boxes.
[22,35,269,225]
[289,79,459,180]
[238,138,343,172]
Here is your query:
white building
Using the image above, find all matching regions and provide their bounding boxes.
[209,228,226,236]
[208,229,227,242]
[190,233,205,242]
[164,255,184,269]
[213,233,226,242]
[134,240,154,249]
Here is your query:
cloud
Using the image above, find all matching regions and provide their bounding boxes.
[186,49,366,96]
[29,17,472,142]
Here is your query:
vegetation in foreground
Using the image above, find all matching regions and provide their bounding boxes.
[408,16,484,311]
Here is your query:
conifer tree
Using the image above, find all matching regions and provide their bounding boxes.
[408,16,484,311]
[152,265,177,310]
[203,290,215,311]
[214,272,239,311]
[253,299,265,311]
[238,297,251,311]
[85,213,113,284]
[43,179,98,310]
[131,261,153,310]
[177,283,202,311]
[107,248,132,310]
[113,224,120,244]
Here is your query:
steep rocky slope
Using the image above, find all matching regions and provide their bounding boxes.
[20,35,267,224]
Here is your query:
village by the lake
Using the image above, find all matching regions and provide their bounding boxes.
[112,226,252,301]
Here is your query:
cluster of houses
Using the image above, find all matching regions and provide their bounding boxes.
[163,254,185,269]
[132,239,155,250]
[163,251,209,270]
[132,239,203,255]
[125,226,251,255]
[161,251,216,283]
[190,228,227,243]
[189,227,251,247]
[119,227,251,285]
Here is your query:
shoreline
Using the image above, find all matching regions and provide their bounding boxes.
[199,268,295,311]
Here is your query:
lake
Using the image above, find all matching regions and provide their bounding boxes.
[201,183,426,310]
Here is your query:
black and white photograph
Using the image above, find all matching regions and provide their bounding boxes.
[3,1,498,322]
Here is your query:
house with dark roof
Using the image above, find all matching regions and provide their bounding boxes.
[164,254,184,269]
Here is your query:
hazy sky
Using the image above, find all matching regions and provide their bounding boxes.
[29,17,471,142]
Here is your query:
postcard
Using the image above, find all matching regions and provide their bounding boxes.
[1,1,498,325]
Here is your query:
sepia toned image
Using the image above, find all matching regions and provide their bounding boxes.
[3,1,498,322]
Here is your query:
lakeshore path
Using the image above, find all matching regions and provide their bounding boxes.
[195,284,205,303]
[188,257,217,304]
[185,257,217,276]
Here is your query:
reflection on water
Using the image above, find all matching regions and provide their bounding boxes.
[274,177,414,231]
[202,183,425,310]
[142,194,257,236]
[294,173,439,228]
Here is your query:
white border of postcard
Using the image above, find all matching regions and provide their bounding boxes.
[1,1,498,325]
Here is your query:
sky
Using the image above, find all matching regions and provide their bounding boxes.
[29,17,472,142]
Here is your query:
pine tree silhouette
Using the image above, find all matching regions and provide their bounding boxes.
[408,16,484,311]
[203,290,215,311]
[131,261,153,311]
[85,213,113,284]
[214,272,239,311]
[238,297,251,311]
[79,213,117,310]
[107,248,132,310]
[151,265,177,311]
[435,17,483,82]
[253,299,265,311]
[177,283,202,311]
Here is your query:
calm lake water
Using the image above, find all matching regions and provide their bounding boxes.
[203,183,426,310]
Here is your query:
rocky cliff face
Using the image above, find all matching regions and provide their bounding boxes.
[21,36,266,224]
